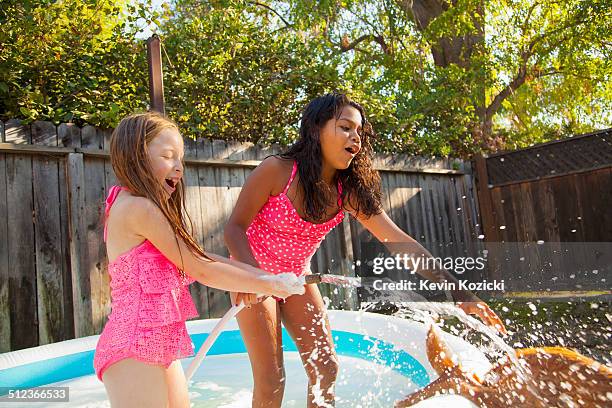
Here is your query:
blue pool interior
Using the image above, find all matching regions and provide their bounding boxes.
[0,329,430,393]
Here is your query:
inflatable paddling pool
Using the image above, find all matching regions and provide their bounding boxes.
[0,310,491,407]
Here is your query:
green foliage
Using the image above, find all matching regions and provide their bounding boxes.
[485,0,612,148]
[160,0,340,144]
[0,0,609,157]
[0,0,150,126]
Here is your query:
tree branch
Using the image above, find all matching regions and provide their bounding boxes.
[486,64,528,120]
[340,33,392,54]
[249,1,291,28]
[526,14,589,57]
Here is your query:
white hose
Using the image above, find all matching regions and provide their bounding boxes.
[185,302,245,381]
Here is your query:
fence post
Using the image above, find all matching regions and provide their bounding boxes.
[67,153,93,337]
[147,34,165,114]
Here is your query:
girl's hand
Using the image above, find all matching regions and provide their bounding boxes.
[261,273,306,299]
[457,302,507,335]
[230,292,264,308]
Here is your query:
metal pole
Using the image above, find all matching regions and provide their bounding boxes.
[147,34,165,114]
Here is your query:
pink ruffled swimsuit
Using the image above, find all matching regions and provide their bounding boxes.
[245,161,344,283]
[93,186,198,381]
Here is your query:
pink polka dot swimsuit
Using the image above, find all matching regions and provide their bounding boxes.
[93,186,198,381]
[245,161,345,279]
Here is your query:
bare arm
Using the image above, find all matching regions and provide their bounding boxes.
[352,209,473,300]
[224,156,290,266]
[127,196,300,299]
[351,206,506,333]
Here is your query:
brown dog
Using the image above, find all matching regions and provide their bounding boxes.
[395,325,612,407]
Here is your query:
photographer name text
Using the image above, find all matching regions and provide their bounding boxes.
[372,279,505,291]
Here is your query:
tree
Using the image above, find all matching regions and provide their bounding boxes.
[282,0,612,155]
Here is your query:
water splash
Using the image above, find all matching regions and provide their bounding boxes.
[391,302,552,404]
[402,302,521,370]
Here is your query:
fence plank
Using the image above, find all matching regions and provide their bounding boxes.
[31,121,57,146]
[446,177,463,262]
[406,174,425,242]
[460,174,480,241]
[5,119,30,144]
[391,172,409,235]
[452,177,476,261]
[196,138,217,317]
[598,168,612,240]
[207,140,233,317]
[83,157,108,333]
[57,155,75,340]
[81,126,102,150]
[67,153,93,337]
[0,153,9,352]
[432,175,451,257]
[100,128,113,153]
[58,123,81,148]
[6,153,37,350]
[518,183,544,285]
[473,156,499,242]
[401,173,421,239]
[32,155,64,345]
[419,176,436,253]
[576,168,612,241]
[531,180,560,242]
[184,138,208,319]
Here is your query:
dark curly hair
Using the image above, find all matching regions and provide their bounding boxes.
[280,92,382,222]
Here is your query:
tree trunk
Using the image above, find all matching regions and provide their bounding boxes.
[399,0,483,68]
[397,0,491,152]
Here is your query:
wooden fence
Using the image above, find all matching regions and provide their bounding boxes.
[0,119,481,352]
[474,128,612,293]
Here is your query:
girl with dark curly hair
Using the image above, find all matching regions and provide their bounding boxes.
[224,93,505,407]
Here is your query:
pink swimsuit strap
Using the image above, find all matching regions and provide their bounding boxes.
[104,185,129,242]
[284,161,343,207]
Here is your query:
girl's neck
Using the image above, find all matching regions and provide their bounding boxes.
[320,162,337,186]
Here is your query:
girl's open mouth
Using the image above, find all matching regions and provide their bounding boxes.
[165,178,178,190]
[345,145,360,155]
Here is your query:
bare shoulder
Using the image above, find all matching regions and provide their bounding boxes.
[250,155,293,196]
[110,193,163,231]
[105,193,166,259]
[258,155,292,173]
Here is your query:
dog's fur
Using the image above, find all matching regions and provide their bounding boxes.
[395,326,612,407]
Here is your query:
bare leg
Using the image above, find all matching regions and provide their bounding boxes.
[165,360,190,408]
[102,358,169,408]
[236,297,285,408]
[281,284,339,408]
